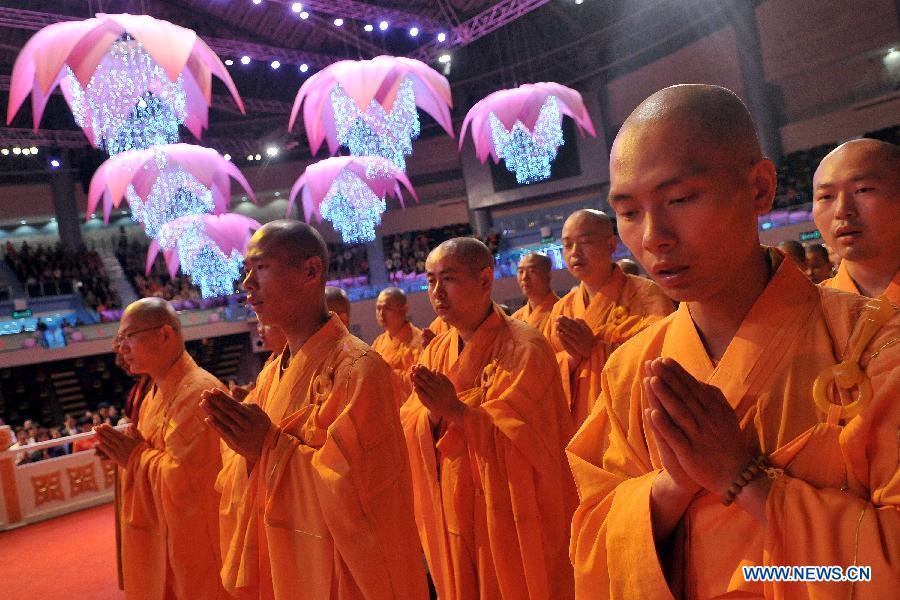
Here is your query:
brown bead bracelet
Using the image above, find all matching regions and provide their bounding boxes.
[722,455,768,507]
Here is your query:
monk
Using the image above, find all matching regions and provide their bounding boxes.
[804,243,833,284]
[510,252,559,330]
[371,287,424,399]
[813,138,900,303]
[568,84,900,598]
[616,258,641,276]
[325,285,352,327]
[545,209,673,429]
[230,321,288,401]
[202,220,426,599]
[95,298,226,599]
[776,240,807,269]
[401,237,575,599]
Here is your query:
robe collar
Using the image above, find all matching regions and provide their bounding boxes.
[575,263,627,313]
[154,351,197,401]
[830,260,900,303]
[384,321,415,345]
[662,249,820,411]
[446,303,505,391]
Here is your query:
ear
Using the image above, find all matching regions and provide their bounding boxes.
[607,233,619,255]
[478,266,494,291]
[301,255,325,284]
[750,158,777,216]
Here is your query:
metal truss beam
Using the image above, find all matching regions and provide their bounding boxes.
[410,0,553,62]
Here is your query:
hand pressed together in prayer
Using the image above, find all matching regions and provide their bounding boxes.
[643,358,753,497]
[411,364,466,427]
[556,315,596,362]
[228,380,254,402]
[94,423,145,468]
[200,388,271,470]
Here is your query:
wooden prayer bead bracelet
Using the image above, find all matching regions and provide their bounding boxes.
[721,455,768,507]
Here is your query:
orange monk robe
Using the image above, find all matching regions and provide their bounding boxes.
[120,352,226,600]
[428,315,450,336]
[371,320,424,399]
[568,254,900,599]
[545,264,673,429]
[402,304,576,600]
[217,315,426,599]
[510,293,559,331]
[822,260,900,304]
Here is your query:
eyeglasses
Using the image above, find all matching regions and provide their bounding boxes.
[114,324,164,346]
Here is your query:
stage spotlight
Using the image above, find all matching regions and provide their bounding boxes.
[437,32,447,43]
[1,149,8,155]
[12,147,21,155]
[247,155,254,161]
[255,153,262,161]
[379,20,389,31]
[333,18,344,27]
[271,60,281,69]
[291,2,302,12]
[266,146,279,157]
[409,27,419,37]
[241,55,251,65]
[364,24,374,32]
[299,63,309,73]
[30,147,38,154]
[21,148,30,155]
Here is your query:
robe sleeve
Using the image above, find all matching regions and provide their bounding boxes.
[567,367,675,600]
[259,352,425,599]
[764,354,900,595]
[451,340,574,599]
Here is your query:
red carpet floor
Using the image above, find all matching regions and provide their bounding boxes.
[0,502,123,599]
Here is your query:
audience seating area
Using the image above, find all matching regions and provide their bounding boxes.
[116,232,204,303]
[382,223,473,281]
[4,241,120,311]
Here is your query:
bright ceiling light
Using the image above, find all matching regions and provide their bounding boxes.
[0,149,8,155]
[333,18,344,27]
[266,146,279,156]
[255,153,262,160]
[409,27,419,37]
[271,60,281,69]
[252,0,262,5]
[50,159,61,168]
[379,20,389,31]
[240,55,251,65]
[438,54,451,64]
[12,147,21,155]
[223,153,231,161]
[437,32,447,43]
[247,154,254,161]
[224,59,234,66]
[364,24,374,32]
[300,11,309,19]
[299,63,309,73]
[291,2,302,12]
[30,147,38,154]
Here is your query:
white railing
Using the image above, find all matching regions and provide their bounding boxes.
[0,425,123,530]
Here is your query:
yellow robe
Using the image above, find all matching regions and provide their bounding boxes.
[371,321,424,399]
[510,293,559,331]
[545,264,673,429]
[822,260,900,305]
[428,315,450,336]
[217,315,426,599]
[568,253,900,599]
[402,304,575,599]
[121,352,226,600]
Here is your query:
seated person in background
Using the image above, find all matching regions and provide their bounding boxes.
[812,138,900,303]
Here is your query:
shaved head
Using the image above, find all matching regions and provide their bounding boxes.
[251,219,329,280]
[122,297,181,333]
[518,252,552,273]
[817,138,900,176]
[563,209,614,239]
[620,84,762,167]
[325,286,350,313]
[377,287,408,306]
[616,258,640,276]
[428,237,495,275]
[777,240,807,266]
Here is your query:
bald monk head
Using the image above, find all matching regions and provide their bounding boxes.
[616,258,641,276]
[608,84,776,305]
[376,287,409,337]
[325,286,351,327]
[812,138,900,297]
[776,240,807,269]
[561,209,619,296]
[425,237,495,341]
[242,219,331,352]
[116,297,184,379]
[516,253,554,306]
[804,243,833,284]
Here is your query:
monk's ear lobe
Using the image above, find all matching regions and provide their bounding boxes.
[751,158,777,215]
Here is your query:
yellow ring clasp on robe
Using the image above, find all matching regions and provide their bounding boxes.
[812,298,892,420]
[611,305,628,325]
